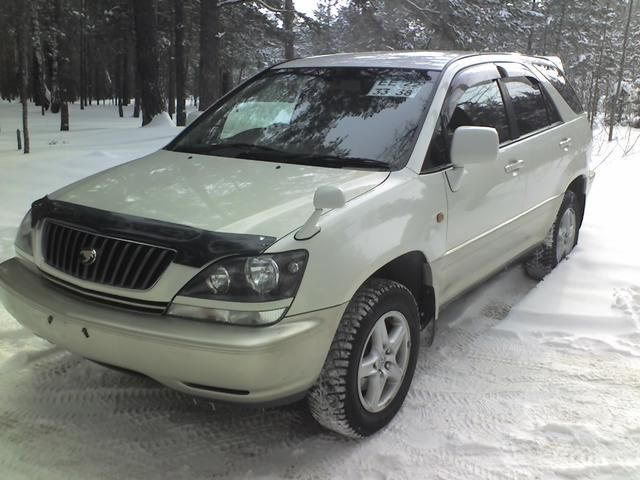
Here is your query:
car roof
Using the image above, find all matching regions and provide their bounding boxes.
[274,51,555,71]
[275,51,470,70]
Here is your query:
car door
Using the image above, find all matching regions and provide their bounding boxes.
[496,62,569,245]
[424,63,526,304]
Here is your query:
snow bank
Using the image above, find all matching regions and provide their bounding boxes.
[144,111,176,128]
[498,127,640,358]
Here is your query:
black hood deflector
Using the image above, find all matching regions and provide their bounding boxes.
[31,196,276,268]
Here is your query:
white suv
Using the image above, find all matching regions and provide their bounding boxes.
[0,52,592,437]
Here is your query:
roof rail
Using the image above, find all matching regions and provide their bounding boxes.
[536,55,564,72]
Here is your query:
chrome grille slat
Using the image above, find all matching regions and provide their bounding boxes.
[119,244,142,287]
[130,247,155,289]
[90,237,108,282]
[72,231,87,276]
[55,225,68,268]
[62,228,73,272]
[99,239,120,284]
[110,242,131,286]
[141,250,169,289]
[45,223,56,264]
[41,220,174,290]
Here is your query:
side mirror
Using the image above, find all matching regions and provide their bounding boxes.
[186,110,202,126]
[313,185,346,210]
[295,186,346,240]
[450,126,499,165]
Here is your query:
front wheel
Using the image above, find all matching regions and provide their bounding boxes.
[307,278,420,438]
[525,190,580,280]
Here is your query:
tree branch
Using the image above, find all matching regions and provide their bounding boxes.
[402,0,440,16]
[216,0,314,23]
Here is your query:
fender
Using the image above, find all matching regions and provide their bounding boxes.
[269,169,448,317]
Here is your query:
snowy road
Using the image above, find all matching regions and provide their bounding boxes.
[1,104,639,480]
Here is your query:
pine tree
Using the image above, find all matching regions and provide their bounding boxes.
[132,0,167,125]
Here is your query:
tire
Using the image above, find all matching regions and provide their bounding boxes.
[307,278,420,438]
[524,190,580,280]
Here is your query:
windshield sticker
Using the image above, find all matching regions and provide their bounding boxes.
[367,79,424,98]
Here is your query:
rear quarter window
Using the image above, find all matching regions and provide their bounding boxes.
[533,63,584,114]
[503,77,556,137]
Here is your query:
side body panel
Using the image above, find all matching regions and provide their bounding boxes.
[426,64,528,303]
[275,170,448,317]
[514,64,591,245]
[437,148,526,303]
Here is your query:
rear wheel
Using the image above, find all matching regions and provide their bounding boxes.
[307,278,420,438]
[525,190,580,280]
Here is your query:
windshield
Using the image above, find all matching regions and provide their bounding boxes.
[169,67,438,170]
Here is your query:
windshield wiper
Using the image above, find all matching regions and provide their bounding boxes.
[173,143,391,170]
[291,154,391,171]
[174,142,293,157]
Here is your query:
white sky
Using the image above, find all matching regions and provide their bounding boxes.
[294,0,320,16]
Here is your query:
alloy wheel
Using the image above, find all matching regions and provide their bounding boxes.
[357,311,411,413]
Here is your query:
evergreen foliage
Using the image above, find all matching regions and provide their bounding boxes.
[0,0,637,131]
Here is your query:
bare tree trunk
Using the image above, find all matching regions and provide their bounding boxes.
[31,5,48,115]
[48,0,70,130]
[283,0,295,60]
[50,38,60,113]
[118,53,124,117]
[60,102,69,130]
[123,45,131,106]
[133,67,141,118]
[541,18,549,54]
[526,0,537,53]
[174,0,186,125]
[80,0,86,109]
[168,24,176,119]
[553,2,567,53]
[122,47,129,109]
[608,0,634,141]
[18,0,31,153]
[590,2,611,129]
[221,70,231,95]
[198,0,220,111]
[132,0,166,125]
[587,70,596,123]
[431,0,459,49]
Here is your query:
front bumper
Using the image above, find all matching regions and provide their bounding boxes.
[0,257,345,404]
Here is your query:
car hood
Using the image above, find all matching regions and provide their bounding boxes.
[49,149,390,238]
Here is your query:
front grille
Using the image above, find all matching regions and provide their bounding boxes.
[41,220,175,290]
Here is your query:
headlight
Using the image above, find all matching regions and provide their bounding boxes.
[175,250,308,302]
[168,250,308,326]
[245,257,279,294]
[14,209,33,256]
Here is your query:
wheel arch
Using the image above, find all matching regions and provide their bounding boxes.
[368,250,435,329]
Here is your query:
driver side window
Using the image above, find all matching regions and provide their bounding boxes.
[423,65,510,171]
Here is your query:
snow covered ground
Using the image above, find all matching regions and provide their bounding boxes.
[1,102,639,480]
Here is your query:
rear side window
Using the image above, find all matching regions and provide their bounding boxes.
[503,78,556,136]
[533,63,584,113]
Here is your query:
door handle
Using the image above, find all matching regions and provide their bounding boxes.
[504,159,525,174]
[559,137,573,151]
